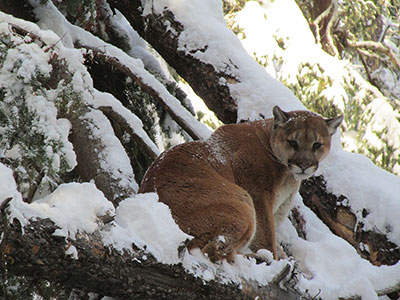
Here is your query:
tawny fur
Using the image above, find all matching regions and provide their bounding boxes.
[139,106,343,262]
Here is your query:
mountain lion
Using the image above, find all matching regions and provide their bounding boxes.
[139,106,343,262]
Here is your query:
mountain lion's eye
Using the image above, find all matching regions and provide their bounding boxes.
[312,142,322,151]
[287,140,298,150]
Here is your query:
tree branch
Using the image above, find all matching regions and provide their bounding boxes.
[346,40,400,71]
[300,176,400,266]
[107,0,238,124]
[356,49,377,86]
[82,47,207,141]
[0,216,303,300]
[66,106,137,205]
[0,198,12,213]
[311,0,339,57]
[98,106,159,160]
[313,1,333,44]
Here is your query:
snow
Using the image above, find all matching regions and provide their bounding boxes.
[93,91,161,157]
[143,0,303,122]
[1,0,400,299]
[183,248,292,286]
[83,109,139,192]
[65,245,79,260]
[9,181,115,239]
[102,193,190,264]
[278,195,400,300]
[363,97,400,174]
[0,164,25,221]
[318,150,400,245]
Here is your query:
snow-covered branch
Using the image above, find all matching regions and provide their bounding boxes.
[97,106,160,160]
[108,0,240,123]
[82,47,209,141]
[312,0,339,57]
[300,176,400,266]
[0,209,302,300]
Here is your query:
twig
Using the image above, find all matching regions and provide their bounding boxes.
[378,21,394,43]
[357,49,376,86]
[311,289,322,299]
[26,171,45,204]
[8,23,46,48]
[271,261,295,288]
[347,40,400,71]
[376,280,400,297]
[8,22,66,52]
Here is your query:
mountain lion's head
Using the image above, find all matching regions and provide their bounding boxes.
[270,106,343,180]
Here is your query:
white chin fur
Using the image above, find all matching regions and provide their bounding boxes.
[290,165,316,180]
[293,173,313,181]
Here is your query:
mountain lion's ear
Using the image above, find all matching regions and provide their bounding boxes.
[273,106,288,129]
[325,115,344,135]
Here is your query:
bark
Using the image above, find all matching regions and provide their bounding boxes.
[300,176,400,267]
[0,215,302,300]
[107,0,238,124]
